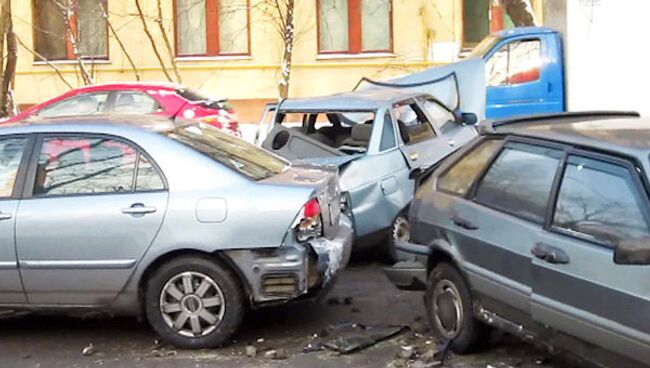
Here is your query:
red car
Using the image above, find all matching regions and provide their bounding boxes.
[5,82,240,136]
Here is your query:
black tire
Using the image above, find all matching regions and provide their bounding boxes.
[145,255,245,349]
[385,211,414,263]
[425,262,489,353]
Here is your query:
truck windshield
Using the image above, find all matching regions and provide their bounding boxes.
[162,122,288,180]
[468,35,500,59]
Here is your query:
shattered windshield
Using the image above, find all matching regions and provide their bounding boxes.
[162,122,288,180]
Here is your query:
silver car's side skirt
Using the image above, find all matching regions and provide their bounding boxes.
[19,259,137,270]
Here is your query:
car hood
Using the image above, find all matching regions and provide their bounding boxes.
[355,58,486,119]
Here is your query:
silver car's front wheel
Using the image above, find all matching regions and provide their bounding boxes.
[146,256,244,349]
[159,271,226,337]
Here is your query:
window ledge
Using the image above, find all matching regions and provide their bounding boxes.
[316,52,396,61]
[33,59,111,66]
[175,55,252,62]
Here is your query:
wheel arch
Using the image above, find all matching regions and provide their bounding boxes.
[137,249,252,316]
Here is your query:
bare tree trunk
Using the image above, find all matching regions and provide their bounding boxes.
[278,0,294,99]
[503,0,536,27]
[99,3,140,81]
[155,0,181,83]
[0,0,16,116]
[135,0,173,82]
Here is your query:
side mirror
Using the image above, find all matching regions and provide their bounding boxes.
[614,238,650,265]
[461,112,478,125]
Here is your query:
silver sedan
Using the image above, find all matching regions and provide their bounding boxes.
[0,115,352,348]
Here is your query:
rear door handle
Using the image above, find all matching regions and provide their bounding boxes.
[122,204,157,215]
[451,215,479,230]
[410,152,419,161]
[532,242,570,264]
[0,212,11,221]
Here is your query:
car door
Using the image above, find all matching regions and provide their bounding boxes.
[532,153,650,363]
[416,96,477,155]
[394,99,444,171]
[439,139,563,315]
[109,90,164,115]
[16,134,168,305]
[485,34,563,119]
[35,92,112,118]
[0,136,33,304]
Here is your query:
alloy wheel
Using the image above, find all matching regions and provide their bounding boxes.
[159,271,226,337]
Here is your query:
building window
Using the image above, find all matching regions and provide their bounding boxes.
[33,0,108,61]
[318,0,392,54]
[175,0,250,57]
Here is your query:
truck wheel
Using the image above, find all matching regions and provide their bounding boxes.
[386,212,414,263]
[145,255,245,349]
[425,262,489,353]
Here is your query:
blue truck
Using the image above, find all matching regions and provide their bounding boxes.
[473,27,566,119]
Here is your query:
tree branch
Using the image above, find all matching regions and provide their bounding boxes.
[99,2,140,81]
[15,35,74,89]
[155,0,181,83]
[134,0,173,82]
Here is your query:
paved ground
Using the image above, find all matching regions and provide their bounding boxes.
[0,261,569,368]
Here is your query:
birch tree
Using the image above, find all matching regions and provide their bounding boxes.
[503,0,537,27]
[0,0,16,116]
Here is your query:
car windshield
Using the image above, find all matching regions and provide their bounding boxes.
[162,122,288,180]
[467,35,500,59]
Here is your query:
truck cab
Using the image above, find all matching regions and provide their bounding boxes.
[470,27,565,119]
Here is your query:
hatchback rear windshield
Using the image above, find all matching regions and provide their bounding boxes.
[162,123,288,180]
[175,88,233,110]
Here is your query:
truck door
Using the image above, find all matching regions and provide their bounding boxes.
[485,33,564,118]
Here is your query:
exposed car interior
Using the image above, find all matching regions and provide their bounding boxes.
[274,111,376,155]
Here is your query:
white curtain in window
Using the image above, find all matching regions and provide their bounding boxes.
[219,0,249,54]
[78,0,108,57]
[319,0,349,52]
[361,0,390,51]
[177,0,207,55]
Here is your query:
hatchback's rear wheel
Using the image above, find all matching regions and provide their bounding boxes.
[145,255,244,349]
[386,213,414,262]
[425,262,489,353]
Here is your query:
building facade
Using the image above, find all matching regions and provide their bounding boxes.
[10,0,543,122]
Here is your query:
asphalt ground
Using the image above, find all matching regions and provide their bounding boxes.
[0,261,569,368]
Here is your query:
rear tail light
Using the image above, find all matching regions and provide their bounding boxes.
[293,198,323,242]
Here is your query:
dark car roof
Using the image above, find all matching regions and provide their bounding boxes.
[279,88,427,111]
[486,113,650,157]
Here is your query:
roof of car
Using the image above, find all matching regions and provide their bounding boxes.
[492,26,557,38]
[0,114,178,134]
[487,113,650,156]
[74,82,183,92]
[278,88,427,111]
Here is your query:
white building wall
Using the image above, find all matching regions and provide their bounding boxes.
[566,0,650,116]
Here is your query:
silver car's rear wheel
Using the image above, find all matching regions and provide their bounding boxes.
[159,271,226,337]
[386,213,415,262]
[145,255,244,349]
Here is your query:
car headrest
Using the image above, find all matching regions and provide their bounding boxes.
[351,124,373,142]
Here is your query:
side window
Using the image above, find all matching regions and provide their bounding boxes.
[475,142,561,223]
[553,156,650,245]
[136,154,165,191]
[379,112,396,151]
[438,139,503,196]
[393,102,435,145]
[0,138,28,197]
[112,91,160,114]
[486,39,541,87]
[38,92,109,117]
[35,137,137,196]
[418,97,456,133]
